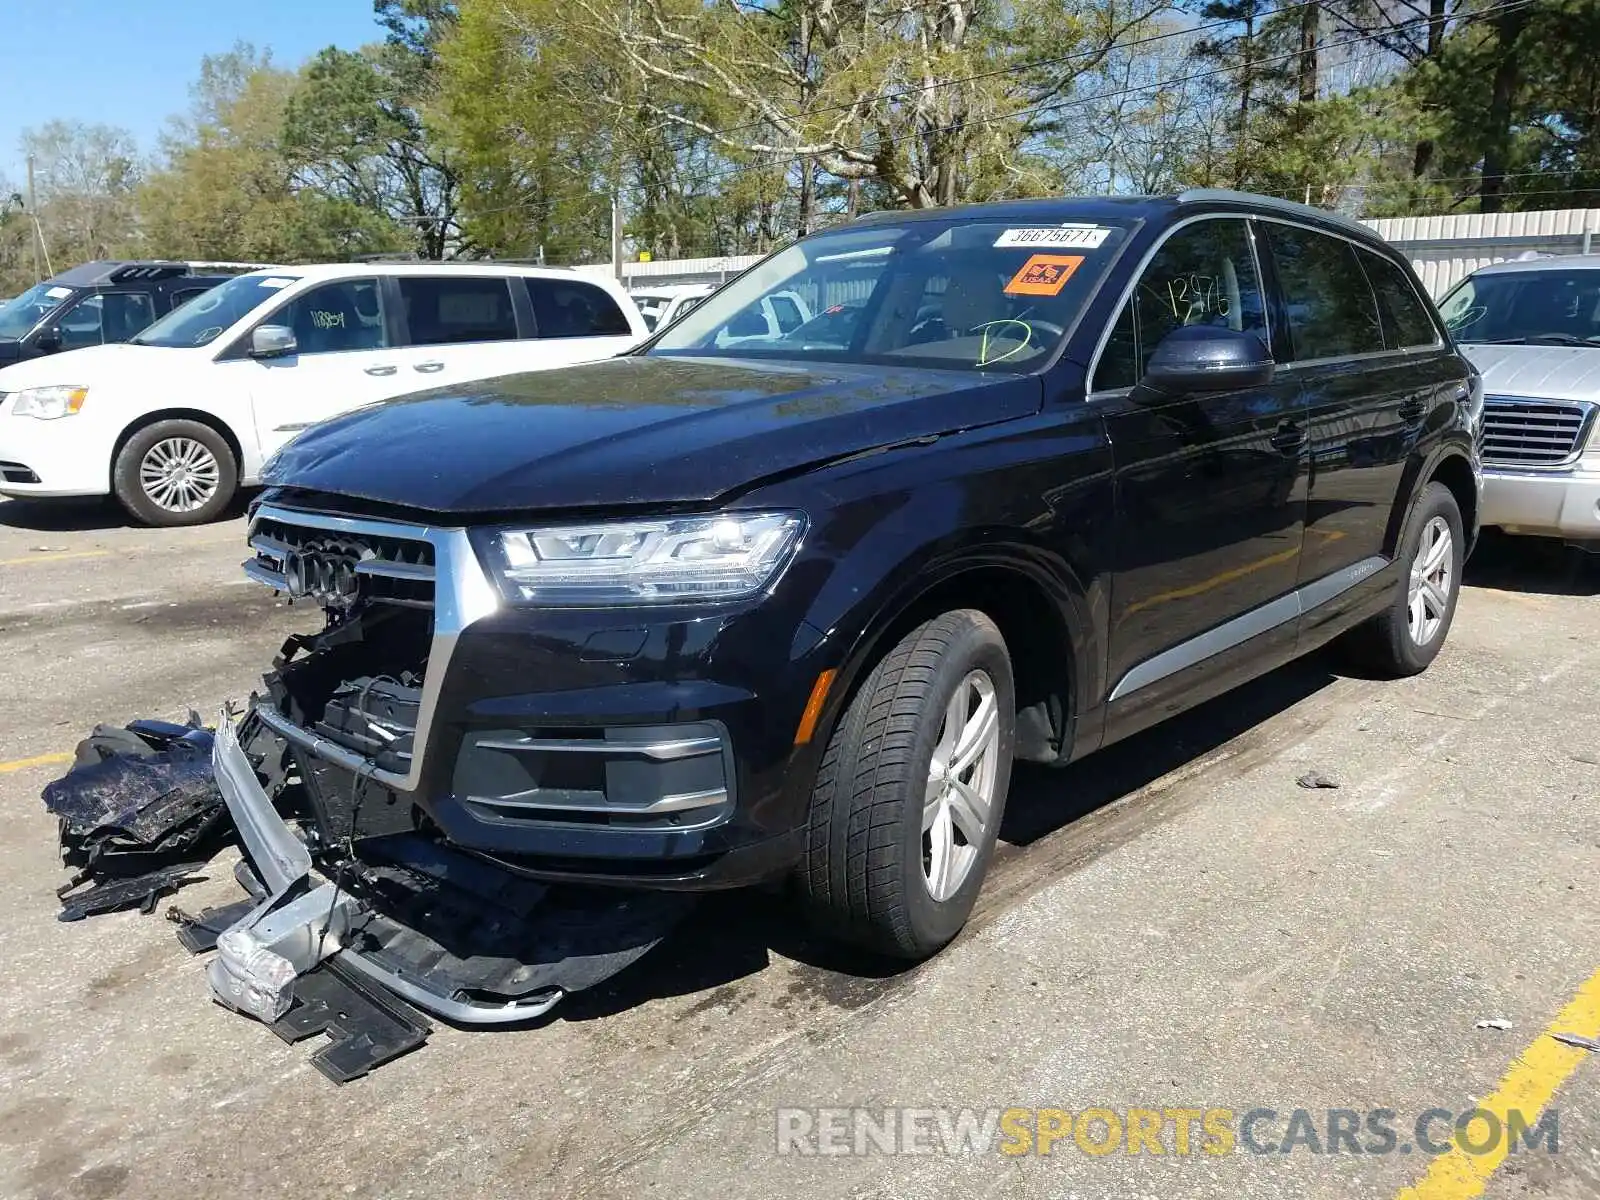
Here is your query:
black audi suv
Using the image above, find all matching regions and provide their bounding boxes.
[226,190,1481,1018]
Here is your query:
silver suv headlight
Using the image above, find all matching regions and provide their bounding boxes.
[479,512,806,605]
[9,385,88,420]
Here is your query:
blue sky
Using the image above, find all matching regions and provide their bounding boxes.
[0,0,383,185]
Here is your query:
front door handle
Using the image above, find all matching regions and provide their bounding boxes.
[1270,420,1306,454]
[413,361,445,374]
[1398,398,1425,423]
[364,364,398,377]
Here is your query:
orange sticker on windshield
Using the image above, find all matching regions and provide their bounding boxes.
[1005,254,1084,297]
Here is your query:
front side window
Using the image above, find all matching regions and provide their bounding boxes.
[651,217,1133,372]
[526,279,632,338]
[0,283,72,340]
[270,279,388,355]
[1438,269,1600,346]
[57,291,156,350]
[1093,219,1268,391]
[1359,250,1438,350]
[134,274,303,348]
[399,277,517,345]
[1265,224,1385,360]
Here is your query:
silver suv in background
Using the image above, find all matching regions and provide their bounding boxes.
[1439,256,1600,545]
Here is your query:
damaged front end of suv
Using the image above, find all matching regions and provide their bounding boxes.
[209,506,699,1028]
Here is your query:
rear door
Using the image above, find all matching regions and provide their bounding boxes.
[390,274,528,387]
[523,277,641,366]
[1258,222,1453,624]
[1094,216,1308,733]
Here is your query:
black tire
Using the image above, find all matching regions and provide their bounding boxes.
[112,419,238,527]
[796,610,1015,959]
[1340,481,1464,677]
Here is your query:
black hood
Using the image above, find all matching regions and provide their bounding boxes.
[263,355,1041,514]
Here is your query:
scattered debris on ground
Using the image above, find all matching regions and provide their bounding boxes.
[1475,1017,1514,1031]
[1550,1031,1600,1052]
[1296,771,1341,789]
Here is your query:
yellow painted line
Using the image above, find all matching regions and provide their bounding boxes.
[1395,965,1600,1200]
[0,751,72,775]
[0,549,110,567]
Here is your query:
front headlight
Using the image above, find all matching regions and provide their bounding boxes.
[480,512,806,605]
[9,385,88,420]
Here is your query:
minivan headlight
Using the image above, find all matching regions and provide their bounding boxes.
[9,385,88,420]
[479,512,805,605]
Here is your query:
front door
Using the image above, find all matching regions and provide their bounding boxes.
[1092,217,1308,734]
[234,277,403,460]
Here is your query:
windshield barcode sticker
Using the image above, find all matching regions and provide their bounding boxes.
[995,225,1112,249]
[256,277,294,289]
[45,286,73,299]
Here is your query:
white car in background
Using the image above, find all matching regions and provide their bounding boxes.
[0,263,647,525]
[631,283,714,332]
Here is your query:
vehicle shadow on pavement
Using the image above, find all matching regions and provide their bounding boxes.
[0,492,256,532]
[552,656,1342,1027]
[1464,529,1600,597]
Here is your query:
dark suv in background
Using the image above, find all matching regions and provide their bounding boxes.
[224,190,1480,1019]
[0,260,243,366]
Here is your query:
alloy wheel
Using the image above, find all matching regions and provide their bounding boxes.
[139,437,221,514]
[923,669,1000,902]
[1407,515,1454,646]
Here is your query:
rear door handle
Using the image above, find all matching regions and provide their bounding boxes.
[413,361,445,374]
[364,364,398,377]
[1270,420,1306,453]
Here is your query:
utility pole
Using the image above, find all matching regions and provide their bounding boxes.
[610,191,623,283]
[25,154,40,283]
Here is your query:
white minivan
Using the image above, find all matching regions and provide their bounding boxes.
[0,263,647,524]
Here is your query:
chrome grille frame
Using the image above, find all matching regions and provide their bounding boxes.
[242,502,501,791]
[1480,396,1597,470]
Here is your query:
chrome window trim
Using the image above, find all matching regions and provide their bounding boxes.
[1108,554,1389,701]
[244,502,501,791]
[1084,213,1271,397]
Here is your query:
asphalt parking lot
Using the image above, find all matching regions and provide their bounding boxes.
[2,495,1598,1200]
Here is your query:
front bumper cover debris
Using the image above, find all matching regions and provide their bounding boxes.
[207,708,696,1030]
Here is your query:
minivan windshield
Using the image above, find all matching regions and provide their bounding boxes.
[0,282,73,340]
[133,273,302,348]
[1439,268,1600,346]
[649,217,1132,372]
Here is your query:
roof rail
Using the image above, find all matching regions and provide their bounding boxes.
[1173,188,1376,240]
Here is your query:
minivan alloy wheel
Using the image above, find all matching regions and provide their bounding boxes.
[139,437,221,514]
[1408,515,1453,646]
[923,668,1000,902]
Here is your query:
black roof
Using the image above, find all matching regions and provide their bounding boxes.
[47,261,225,287]
[849,189,1386,250]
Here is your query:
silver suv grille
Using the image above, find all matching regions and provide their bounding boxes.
[1481,397,1596,468]
[247,515,436,609]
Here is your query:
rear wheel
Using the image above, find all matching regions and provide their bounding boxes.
[112,419,237,527]
[796,610,1015,959]
[1340,481,1463,677]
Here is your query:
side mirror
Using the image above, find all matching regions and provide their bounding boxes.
[33,327,61,353]
[1141,326,1274,395]
[250,324,297,358]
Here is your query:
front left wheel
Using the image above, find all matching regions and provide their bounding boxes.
[796,609,1015,959]
[112,419,238,527]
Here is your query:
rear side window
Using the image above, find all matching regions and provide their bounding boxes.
[525,279,632,338]
[1094,218,1269,391]
[1359,250,1438,350]
[1264,224,1384,360]
[399,277,518,345]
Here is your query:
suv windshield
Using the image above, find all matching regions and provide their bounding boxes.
[0,282,73,340]
[133,273,302,348]
[650,217,1132,372]
[1439,268,1600,346]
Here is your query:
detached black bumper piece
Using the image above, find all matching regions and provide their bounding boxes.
[267,958,432,1085]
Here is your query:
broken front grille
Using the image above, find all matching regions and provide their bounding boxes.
[246,516,437,609]
[1480,398,1596,468]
